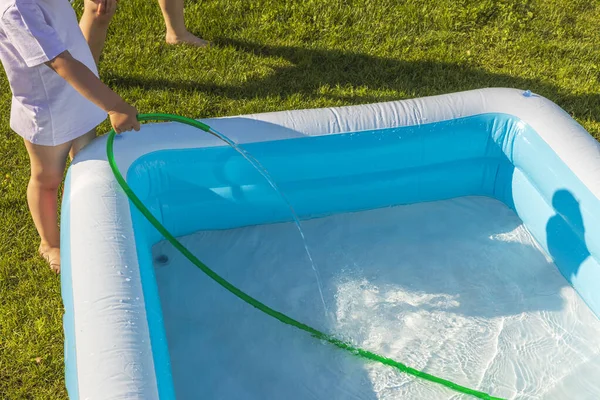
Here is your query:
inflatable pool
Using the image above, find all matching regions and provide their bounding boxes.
[61,88,600,399]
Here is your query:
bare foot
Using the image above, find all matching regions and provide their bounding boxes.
[165,31,210,47]
[39,244,60,274]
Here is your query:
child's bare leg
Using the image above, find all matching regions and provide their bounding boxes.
[24,139,72,273]
[159,0,209,47]
[80,0,117,64]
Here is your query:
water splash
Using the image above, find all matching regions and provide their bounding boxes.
[208,127,329,316]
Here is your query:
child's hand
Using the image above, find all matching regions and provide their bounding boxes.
[108,99,140,134]
[91,0,118,16]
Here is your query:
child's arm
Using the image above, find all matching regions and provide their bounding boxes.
[46,51,140,133]
[1,2,138,134]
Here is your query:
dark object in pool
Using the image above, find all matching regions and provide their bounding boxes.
[154,254,169,265]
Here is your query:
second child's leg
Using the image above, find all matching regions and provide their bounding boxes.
[158,0,209,47]
[79,0,208,52]
[80,0,117,65]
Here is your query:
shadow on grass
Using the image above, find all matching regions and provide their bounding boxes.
[107,38,599,127]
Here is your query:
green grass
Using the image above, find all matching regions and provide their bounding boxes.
[0,0,598,398]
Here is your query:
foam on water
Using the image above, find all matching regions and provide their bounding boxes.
[153,197,600,400]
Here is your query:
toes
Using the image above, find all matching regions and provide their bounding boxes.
[38,245,61,273]
[50,263,61,274]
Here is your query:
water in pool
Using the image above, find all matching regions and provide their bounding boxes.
[152,196,600,400]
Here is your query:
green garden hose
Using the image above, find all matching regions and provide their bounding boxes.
[106,113,504,400]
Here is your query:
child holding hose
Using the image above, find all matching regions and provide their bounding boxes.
[0,0,140,273]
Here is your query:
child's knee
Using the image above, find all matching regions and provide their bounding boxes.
[30,168,63,191]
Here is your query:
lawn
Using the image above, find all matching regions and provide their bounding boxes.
[0,0,598,398]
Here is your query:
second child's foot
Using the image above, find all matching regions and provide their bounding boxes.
[165,31,210,47]
[39,244,60,274]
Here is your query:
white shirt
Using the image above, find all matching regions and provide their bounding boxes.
[0,0,107,146]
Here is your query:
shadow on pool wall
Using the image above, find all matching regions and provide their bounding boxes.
[546,190,590,288]
[104,38,600,137]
